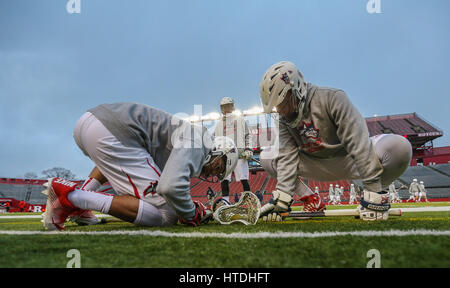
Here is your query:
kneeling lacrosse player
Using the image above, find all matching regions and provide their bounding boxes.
[259,61,412,221]
[42,103,238,231]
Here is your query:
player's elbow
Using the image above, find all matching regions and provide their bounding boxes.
[156,181,175,197]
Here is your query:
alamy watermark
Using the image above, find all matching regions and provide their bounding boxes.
[366,0,382,14]
[366,249,381,268]
[66,0,81,14]
[66,249,81,268]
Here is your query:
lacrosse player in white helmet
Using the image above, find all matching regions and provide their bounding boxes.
[334,184,342,205]
[349,183,358,204]
[42,103,238,231]
[328,184,335,205]
[259,61,412,221]
[408,178,420,202]
[418,181,429,202]
[214,97,253,203]
[314,186,320,195]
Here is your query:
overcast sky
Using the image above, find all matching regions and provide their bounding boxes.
[0,0,449,179]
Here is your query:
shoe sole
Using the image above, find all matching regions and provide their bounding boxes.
[42,178,64,231]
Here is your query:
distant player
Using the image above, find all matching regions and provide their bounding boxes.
[408,178,420,202]
[328,184,335,205]
[334,184,342,205]
[388,182,396,203]
[259,61,412,221]
[42,103,238,231]
[314,186,320,195]
[214,97,253,203]
[418,181,429,202]
[349,183,358,204]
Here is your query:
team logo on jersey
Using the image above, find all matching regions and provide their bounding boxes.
[297,120,325,153]
[143,181,158,197]
[280,72,290,84]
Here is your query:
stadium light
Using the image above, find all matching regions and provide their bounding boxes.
[206,112,221,120]
[188,115,200,122]
[243,106,264,116]
[232,109,242,116]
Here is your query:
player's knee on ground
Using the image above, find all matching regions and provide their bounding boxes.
[375,134,413,187]
[134,200,177,227]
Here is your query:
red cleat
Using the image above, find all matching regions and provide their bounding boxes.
[42,178,79,231]
[300,193,326,212]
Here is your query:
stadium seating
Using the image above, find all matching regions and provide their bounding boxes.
[398,165,450,187]
[1,163,450,209]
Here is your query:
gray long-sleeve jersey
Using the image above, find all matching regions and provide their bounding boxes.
[276,84,384,196]
[88,103,213,219]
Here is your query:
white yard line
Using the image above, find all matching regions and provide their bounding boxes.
[0,229,449,238]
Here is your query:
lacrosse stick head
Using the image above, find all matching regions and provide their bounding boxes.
[213,191,261,225]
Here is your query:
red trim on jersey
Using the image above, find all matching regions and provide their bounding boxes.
[146,158,161,177]
[121,169,141,199]
[81,178,93,190]
[98,187,113,193]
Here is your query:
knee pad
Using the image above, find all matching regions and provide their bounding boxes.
[375,134,413,187]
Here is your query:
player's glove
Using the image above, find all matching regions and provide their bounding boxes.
[259,190,293,222]
[261,212,285,222]
[358,190,390,221]
[179,201,212,227]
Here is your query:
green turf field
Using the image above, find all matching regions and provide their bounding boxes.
[1,202,449,268]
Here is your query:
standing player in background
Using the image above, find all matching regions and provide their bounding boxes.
[334,184,342,205]
[394,186,403,203]
[214,97,254,203]
[418,181,429,202]
[259,61,412,221]
[408,179,420,202]
[349,183,358,204]
[328,184,335,205]
[388,182,402,203]
[388,182,396,203]
[314,186,320,195]
[42,103,238,231]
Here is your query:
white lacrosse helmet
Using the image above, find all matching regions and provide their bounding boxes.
[260,61,308,127]
[413,178,418,182]
[208,136,238,182]
[420,181,424,184]
[220,97,234,106]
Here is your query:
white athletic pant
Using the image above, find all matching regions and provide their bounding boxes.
[261,134,412,196]
[225,159,249,182]
[73,112,178,225]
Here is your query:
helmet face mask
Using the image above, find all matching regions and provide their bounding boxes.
[201,136,238,183]
[220,103,234,115]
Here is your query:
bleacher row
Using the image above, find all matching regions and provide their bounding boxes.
[1,164,450,206]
